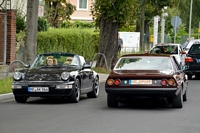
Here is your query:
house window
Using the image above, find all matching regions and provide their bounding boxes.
[78,0,87,10]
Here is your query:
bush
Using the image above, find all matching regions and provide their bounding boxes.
[37,28,99,60]
[16,12,26,33]
[38,17,49,32]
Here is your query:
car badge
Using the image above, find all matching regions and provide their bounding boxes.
[39,78,42,81]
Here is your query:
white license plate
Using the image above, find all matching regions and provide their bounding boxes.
[130,80,152,85]
[28,87,49,92]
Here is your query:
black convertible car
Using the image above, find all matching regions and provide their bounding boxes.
[12,52,99,103]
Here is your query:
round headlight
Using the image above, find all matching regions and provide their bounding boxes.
[61,72,70,80]
[13,72,22,80]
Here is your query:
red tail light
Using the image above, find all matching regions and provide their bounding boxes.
[161,79,167,86]
[185,57,193,62]
[114,79,121,85]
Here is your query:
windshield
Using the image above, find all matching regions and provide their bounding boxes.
[114,57,173,70]
[150,45,178,54]
[188,44,200,54]
[31,53,81,68]
[185,40,200,50]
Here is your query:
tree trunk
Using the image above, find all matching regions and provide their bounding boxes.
[96,15,119,70]
[24,0,39,64]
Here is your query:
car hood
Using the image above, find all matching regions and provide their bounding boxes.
[109,70,174,78]
[20,67,78,81]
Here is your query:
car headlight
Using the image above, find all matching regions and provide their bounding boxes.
[61,72,70,80]
[13,72,23,80]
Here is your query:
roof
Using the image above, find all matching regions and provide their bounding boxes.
[121,54,171,57]
[155,43,181,46]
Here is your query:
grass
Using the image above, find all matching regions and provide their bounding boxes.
[0,78,13,94]
[92,67,111,74]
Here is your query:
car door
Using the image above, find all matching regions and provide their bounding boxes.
[80,64,93,93]
[179,45,186,66]
[172,56,187,92]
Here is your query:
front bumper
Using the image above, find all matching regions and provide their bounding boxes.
[12,81,75,97]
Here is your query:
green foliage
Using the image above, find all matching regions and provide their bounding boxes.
[37,28,99,60]
[16,12,26,33]
[38,17,49,32]
[91,0,136,28]
[0,78,13,94]
[61,20,95,29]
[44,0,76,27]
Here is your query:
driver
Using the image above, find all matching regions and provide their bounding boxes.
[64,57,73,65]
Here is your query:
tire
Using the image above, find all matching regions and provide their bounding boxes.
[183,90,187,102]
[188,74,192,80]
[87,76,99,98]
[107,94,118,108]
[172,88,183,108]
[14,96,27,103]
[68,78,80,103]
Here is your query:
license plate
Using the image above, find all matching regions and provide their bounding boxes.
[129,80,152,85]
[28,87,49,92]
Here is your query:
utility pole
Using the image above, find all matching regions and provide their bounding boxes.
[189,0,193,38]
[140,0,145,52]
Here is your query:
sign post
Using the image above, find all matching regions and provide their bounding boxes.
[171,16,182,43]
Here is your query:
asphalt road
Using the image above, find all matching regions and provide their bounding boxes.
[0,79,200,133]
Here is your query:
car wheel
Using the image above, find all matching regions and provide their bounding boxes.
[183,88,187,102]
[14,96,27,103]
[87,76,99,98]
[68,78,80,103]
[188,74,192,80]
[172,88,183,108]
[107,94,118,108]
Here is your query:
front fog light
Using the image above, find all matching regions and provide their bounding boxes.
[13,72,22,80]
[61,72,70,80]
[12,85,22,89]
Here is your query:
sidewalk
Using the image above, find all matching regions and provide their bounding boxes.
[0,73,108,101]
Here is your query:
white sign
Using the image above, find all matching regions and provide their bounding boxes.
[153,16,159,45]
[119,32,140,52]
[38,6,44,17]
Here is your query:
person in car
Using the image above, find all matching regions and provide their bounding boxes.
[64,57,73,65]
[46,56,57,66]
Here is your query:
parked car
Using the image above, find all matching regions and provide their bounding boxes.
[184,41,200,79]
[183,39,200,54]
[148,43,186,66]
[12,52,99,103]
[105,54,188,108]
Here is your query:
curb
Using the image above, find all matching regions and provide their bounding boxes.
[0,93,14,101]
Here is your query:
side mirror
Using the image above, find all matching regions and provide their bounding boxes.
[82,63,91,69]
[24,64,30,68]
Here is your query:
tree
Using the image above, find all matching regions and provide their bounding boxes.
[44,0,76,27]
[23,0,39,64]
[91,0,136,70]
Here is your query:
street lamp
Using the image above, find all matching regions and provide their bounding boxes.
[161,6,168,43]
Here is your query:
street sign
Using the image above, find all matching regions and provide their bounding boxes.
[171,16,182,28]
[38,6,44,17]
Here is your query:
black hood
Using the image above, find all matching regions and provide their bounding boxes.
[21,67,78,81]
